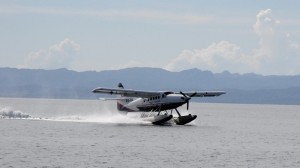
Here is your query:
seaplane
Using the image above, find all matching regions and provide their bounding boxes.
[92,83,225,125]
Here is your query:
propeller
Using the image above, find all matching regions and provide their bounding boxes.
[179,91,197,110]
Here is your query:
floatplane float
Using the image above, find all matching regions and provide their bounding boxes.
[92,83,225,125]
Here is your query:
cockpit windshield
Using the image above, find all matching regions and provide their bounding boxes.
[163,91,174,95]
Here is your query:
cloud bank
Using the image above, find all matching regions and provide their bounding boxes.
[165,9,300,75]
[23,38,80,69]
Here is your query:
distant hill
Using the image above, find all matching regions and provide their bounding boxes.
[0,67,300,105]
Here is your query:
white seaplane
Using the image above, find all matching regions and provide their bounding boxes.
[92,83,225,125]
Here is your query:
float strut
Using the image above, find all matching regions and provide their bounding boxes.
[175,108,181,117]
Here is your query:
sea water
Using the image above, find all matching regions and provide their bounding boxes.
[1,97,300,168]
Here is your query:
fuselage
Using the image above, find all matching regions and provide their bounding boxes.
[117,92,189,112]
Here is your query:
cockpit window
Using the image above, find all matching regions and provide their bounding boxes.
[164,91,174,95]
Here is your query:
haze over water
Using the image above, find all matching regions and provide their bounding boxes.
[1,98,300,168]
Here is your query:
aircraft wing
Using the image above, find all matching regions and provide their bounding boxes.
[92,87,160,98]
[179,91,226,97]
[98,97,128,101]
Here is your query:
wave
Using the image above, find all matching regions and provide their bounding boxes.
[52,113,151,125]
[0,106,150,125]
[0,107,31,119]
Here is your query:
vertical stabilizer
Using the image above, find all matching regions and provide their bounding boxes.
[117,83,131,113]
[118,83,124,89]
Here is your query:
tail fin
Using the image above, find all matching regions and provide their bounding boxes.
[118,83,124,89]
[117,83,129,112]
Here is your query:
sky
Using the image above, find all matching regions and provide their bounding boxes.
[1,0,300,75]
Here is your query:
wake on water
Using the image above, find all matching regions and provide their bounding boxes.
[53,113,151,124]
[0,106,151,125]
[0,106,31,119]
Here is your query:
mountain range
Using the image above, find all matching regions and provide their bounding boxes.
[0,67,300,105]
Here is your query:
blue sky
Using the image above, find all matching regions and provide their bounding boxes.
[1,0,300,75]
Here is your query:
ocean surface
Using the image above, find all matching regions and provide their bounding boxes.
[1,97,300,168]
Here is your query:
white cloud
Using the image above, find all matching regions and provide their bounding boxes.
[22,38,80,69]
[253,9,280,38]
[165,41,251,74]
[252,9,300,74]
[165,9,300,75]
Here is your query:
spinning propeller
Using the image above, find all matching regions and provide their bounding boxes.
[180,92,197,110]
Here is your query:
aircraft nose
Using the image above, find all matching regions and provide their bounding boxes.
[181,96,190,101]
